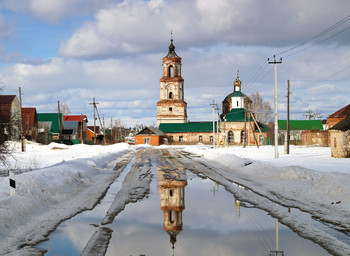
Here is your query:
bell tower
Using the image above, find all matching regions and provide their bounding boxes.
[157,37,187,127]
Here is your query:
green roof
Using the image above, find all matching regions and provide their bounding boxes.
[231,91,245,97]
[159,122,219,133]
[255,122,270,132]
[223,108,252,122]
[278,120,323,131]
[37,113,63,133]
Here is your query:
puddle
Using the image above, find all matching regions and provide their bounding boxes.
[36,157,330,256]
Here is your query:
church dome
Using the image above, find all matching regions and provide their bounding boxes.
[165,39,179,58]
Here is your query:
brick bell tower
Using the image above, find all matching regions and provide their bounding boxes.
[157,37,187,127]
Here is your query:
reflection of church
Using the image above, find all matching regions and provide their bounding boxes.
[157,166,187,253]
[158,38,271,145]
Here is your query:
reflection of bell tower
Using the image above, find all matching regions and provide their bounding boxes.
[157,37,188,127]
[157,167,187,253]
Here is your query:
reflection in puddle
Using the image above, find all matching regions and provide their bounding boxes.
[157,166,187,254]
[35,155,330,256]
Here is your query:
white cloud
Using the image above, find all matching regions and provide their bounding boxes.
[58,0,350,59]
[0,0,117,23]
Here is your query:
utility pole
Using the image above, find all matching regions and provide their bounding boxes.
[57,100,62,141]
[268,55,282,158]
[210,100,217,147]
[89,98,98,144]
[19,87,25,152]
[315,109,323,120]
[285,80,290,154]
[80,114,83,144]
[243,97,247,148]
[303,109,314,120]
[215,106,220,148]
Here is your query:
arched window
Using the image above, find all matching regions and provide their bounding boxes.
[169,65,174,77]
[228,131,234,143]
[241,131,245,144]
[169,92,173,99]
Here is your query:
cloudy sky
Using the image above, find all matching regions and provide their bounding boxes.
[0,0,350,127]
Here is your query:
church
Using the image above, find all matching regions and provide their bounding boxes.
[157,39,270,146]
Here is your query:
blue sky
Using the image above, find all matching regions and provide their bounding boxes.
[0,0,350,127]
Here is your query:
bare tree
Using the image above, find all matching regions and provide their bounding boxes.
[249,92,273,123]
[60,102,71,115]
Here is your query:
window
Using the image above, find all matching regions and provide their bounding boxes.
[228,131,234,143]
[241,131,245,144]
[144,137,150,144]
[334,137,337,148]
[210,136,213,143]
[169,65,174,77]
[237,101,239,107]
[169,107,173,111]
[179,136,183,143]
[259,135,264,145]
[169,211,174,223]
[170,189,173,197]
[169,92,173,99]
[199,135,203,142]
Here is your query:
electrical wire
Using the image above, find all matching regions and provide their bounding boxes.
[282,25,350,59]
[274,14,350,58]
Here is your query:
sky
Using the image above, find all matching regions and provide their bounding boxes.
[0,0,350,127]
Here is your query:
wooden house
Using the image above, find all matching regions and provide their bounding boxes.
[0,95,21,140]
[22,108,38,141]
[62,115,88,143]
[37,113,63,144]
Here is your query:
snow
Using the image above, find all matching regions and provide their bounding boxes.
[0,141,137,255]
[178,144,350,255]
[0,142,349,255]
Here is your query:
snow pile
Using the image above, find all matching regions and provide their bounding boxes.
[181,145,350,232]
[0,142,134,254]
[177,145,350,255]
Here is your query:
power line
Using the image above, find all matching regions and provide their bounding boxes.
[275,14,350,58]
[282,25,350,59]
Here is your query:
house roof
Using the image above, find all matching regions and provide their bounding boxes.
[63,115,88,122]
[136,127,165,136]
[159,122,219,133]
[223,108,252,122]
[330,116,350,131]
[278,120,323,131]
[0,95,17,121]
[37,113,62,133]
[329,104,350,118]
[0,95,16,104]
[22,108,37,127]
[87,126,100,134]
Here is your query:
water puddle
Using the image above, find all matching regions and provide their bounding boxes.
[36,156,330,256]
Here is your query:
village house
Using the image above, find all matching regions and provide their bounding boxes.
[328,104,350,129]
[0,95,21,140]
[22,108,38,141]
[37,113,63,144]
[329,116,350,158]
[278,120,325,146]
[62,115,88,143]
[135,127,166,146]
[157,39,270,146]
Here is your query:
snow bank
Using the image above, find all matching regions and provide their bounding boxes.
[180,145,350,233]
[0,142,134,254]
